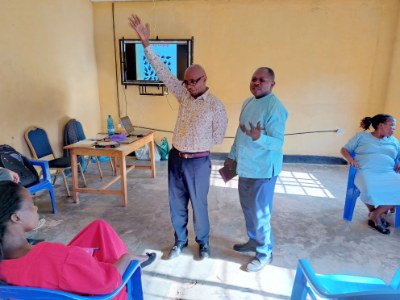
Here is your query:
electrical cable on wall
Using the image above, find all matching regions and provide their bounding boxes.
[131,126,343,138]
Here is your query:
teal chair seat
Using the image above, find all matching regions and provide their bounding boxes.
[291,259,400,299]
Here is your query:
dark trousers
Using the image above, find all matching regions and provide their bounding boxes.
[168,151,211,246]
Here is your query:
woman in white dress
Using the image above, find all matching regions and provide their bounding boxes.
[341,114,400,234]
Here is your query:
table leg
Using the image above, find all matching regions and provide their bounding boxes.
[120,154,127,206]
[70,151,79,203]
[112,157,118,175]
[148,139,156,178]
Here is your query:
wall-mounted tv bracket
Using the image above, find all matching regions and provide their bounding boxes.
[138,84,168,96]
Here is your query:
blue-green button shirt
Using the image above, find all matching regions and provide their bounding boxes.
[229,93,288,178]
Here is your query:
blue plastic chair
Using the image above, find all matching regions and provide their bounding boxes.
[343,164,400,228]
[291,259,400,300]
[27,159,56,215]
[0,260,143,300]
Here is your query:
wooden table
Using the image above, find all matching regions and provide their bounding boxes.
[64,131,156,206]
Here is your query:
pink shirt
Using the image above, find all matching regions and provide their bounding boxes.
[145,46,227,152]
[0,242,125,299]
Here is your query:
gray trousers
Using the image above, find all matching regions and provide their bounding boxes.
[238,176,278,261]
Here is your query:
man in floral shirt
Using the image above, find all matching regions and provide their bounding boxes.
[129,14,227,260]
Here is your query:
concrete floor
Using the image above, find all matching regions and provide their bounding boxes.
[29,158,400,300]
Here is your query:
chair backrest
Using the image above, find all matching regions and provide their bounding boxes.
[0,260,143,300]
[63,119,86,158]
[25,127,54,160]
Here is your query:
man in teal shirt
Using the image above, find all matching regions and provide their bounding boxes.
[225,67,288,272]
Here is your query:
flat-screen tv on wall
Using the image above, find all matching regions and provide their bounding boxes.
[120,38,193,85]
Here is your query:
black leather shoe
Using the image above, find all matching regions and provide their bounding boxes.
[233,241,256,252]
[168,241,188,259]
[199,244,210,260]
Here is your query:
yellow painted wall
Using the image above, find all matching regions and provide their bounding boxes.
[0,0,101,157]
[94,0,400,156]
[385,5,400,128]
[1,1,399,158]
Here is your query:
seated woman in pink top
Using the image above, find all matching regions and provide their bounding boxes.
[0,181,155,299]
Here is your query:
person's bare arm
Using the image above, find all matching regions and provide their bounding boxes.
[340,147,359,169]
[113,253,133,275]
[114,253,153,275]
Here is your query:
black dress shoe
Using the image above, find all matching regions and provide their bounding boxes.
[168,241,188,259]
[199,244,210,260]
[233,241,256,252]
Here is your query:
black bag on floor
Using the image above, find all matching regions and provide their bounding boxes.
[0,144,39,187]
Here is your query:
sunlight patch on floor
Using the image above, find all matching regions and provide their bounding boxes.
[143,251,296,299]
[210,165,335,199]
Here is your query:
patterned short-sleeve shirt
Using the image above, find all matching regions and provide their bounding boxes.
[144,46,227,152]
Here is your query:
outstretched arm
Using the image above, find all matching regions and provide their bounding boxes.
[128,14,150,48]
[128,14,185,100]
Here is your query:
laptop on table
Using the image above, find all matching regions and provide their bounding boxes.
[120,116,151,137]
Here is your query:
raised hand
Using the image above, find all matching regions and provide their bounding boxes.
[128,14,150,47]
[239,121,262,141]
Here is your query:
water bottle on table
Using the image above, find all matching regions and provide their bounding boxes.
[107,115,115,136]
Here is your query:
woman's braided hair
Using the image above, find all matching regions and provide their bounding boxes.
[0,181,24,261]
[360,114,393,131]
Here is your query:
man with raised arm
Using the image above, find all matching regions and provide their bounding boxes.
[129,15,227,260]
[225,67,288,272]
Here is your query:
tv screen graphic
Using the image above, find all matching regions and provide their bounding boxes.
[136,43,177,81]
[120,39,193,85]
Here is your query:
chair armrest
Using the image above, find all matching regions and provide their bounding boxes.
[29,159,51,182]
[95,259,141,299]
[390,267,400,289]
[298,259,331,296]
[122,260,141,285]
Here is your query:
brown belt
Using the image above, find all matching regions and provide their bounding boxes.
[172,147,210,159]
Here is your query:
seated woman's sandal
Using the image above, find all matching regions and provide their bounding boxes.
[368,220,390,234]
